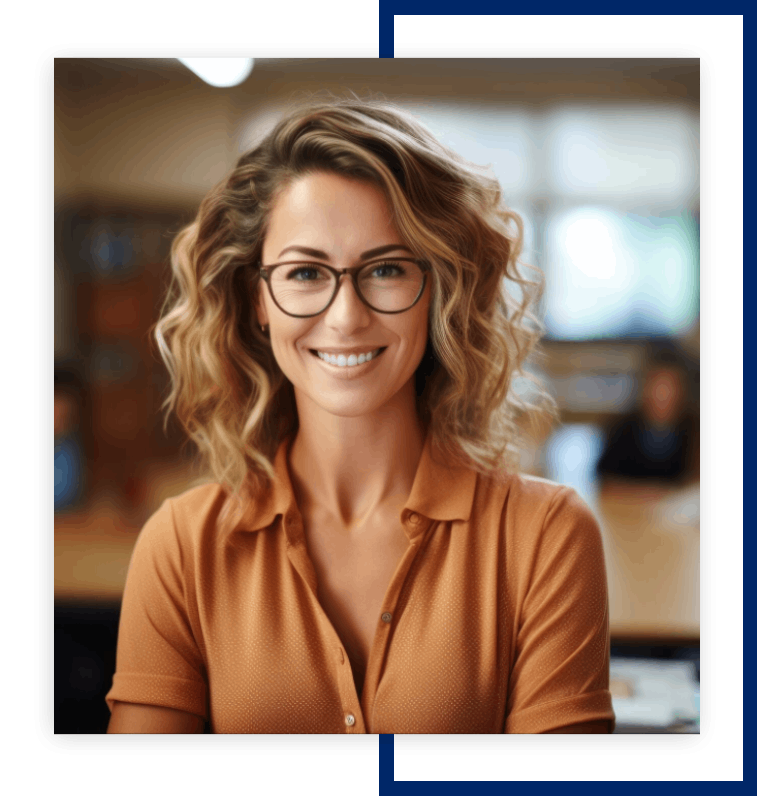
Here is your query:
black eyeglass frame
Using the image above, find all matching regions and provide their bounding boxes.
[258,258,430,318]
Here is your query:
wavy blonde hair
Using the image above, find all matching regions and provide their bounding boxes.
[155,96,556,499]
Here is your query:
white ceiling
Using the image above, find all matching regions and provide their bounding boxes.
[55,58,699,211]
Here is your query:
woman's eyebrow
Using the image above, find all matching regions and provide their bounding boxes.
[276,244,413,261]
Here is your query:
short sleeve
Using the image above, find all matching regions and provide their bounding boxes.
[504,487,615,733]
[105,499,208,719]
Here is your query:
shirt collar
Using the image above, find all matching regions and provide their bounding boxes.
[223,433,478,539]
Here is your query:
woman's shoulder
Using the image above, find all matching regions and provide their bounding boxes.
[137,481,232,550]
[508,470,568,497]
[482,472,594,526]
[164,480,230,522]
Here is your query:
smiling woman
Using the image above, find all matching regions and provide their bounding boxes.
[105,97,615,734]
[149,87,559,513]
[255,172,431,528]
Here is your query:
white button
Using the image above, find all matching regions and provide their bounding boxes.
[381,612,392,623]
[345,713,356,727]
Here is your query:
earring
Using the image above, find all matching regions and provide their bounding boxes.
[260,324,268,334]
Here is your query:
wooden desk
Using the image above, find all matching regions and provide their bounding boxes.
[598,482,700,640]
[55,460,199,602]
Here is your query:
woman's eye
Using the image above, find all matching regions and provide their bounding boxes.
[370,262,405,278]
[289,266,323,281]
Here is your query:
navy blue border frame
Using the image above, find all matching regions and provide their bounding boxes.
[375,3,741,787]
[378,4,743,57]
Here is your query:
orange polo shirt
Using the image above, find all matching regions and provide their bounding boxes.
[106,435,615,733]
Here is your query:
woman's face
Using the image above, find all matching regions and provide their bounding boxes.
[643,368,685,424]
[257,171,431,420]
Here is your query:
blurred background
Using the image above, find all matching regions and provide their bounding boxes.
[54,57,700,734]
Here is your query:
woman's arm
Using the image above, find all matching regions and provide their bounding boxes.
[543,720,611,734]
[107,701,205,734]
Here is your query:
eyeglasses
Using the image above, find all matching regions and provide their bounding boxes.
[258,258,429,318]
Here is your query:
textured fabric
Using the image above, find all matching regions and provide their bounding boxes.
[106,435,615,733]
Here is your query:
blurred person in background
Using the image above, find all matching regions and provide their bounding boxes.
[596,342,698,486]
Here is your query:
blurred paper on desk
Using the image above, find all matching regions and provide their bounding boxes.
[610,658,699,731]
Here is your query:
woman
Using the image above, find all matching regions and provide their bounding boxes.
[106,98,615,734]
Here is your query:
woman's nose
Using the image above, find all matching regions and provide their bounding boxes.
[331,274,367,309]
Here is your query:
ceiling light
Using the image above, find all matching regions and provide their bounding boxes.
[178,58,254,88]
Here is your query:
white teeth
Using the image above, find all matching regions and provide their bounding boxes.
[315,348,382,367]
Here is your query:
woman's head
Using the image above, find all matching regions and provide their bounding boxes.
[156,96,555,494]
[256,171,431,422]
